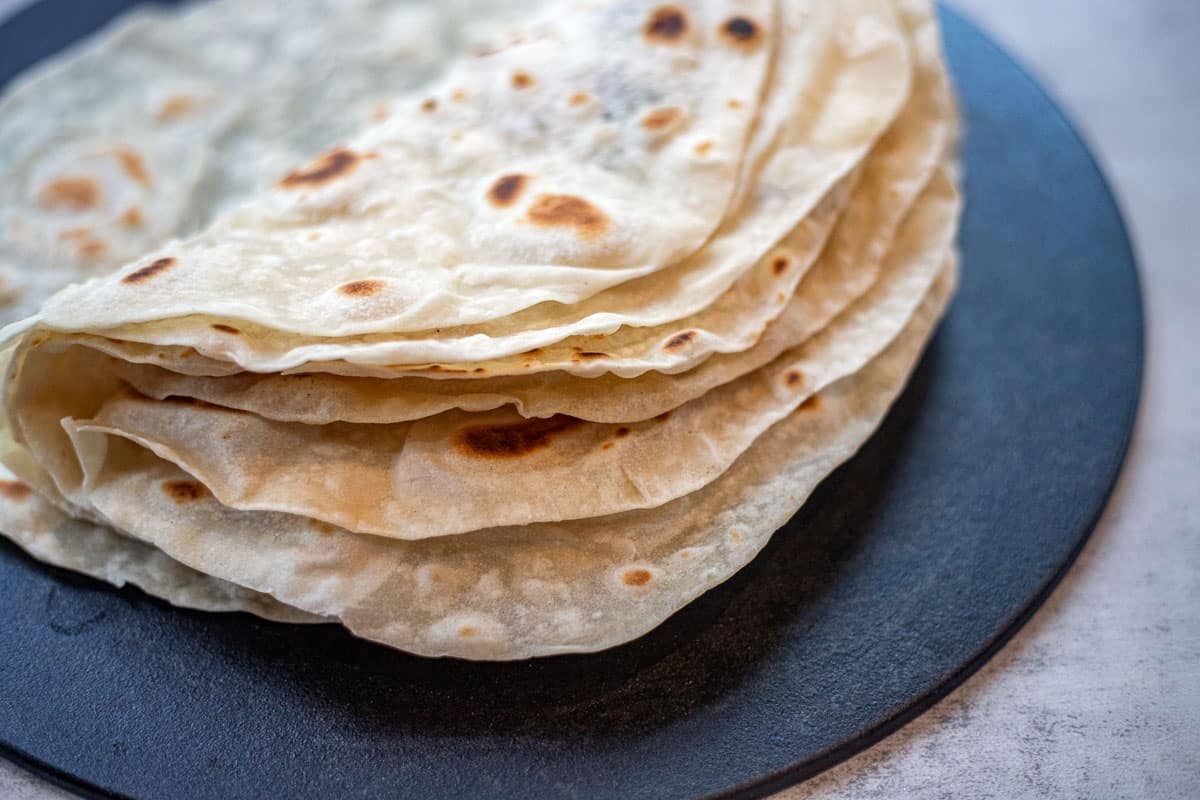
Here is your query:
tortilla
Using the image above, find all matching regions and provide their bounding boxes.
[27,0,912,381]
[0,0,547,322]
[30,0,783,336]
[0,465,322,623]
[16,264,954,659]
[7,163,956,542]
[0,0,964,660]
[95,0,954,421]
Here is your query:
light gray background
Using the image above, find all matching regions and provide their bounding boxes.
[0,1,1196,798]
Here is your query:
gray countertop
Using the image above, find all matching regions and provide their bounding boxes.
[1,1,1197,798]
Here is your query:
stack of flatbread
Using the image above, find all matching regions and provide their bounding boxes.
[0,0,961,659]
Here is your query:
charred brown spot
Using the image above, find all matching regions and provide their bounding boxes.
[664,330,696,351]
[39,177,100,211]
[0,480,32,501]
[115,149,151,185]
[622,568,652,587]
[772,256,790,275]
[58,228,106,258]
[456,414,583,459]
[278,148,362,189]
[338,279,385,297]
[451,89,468,102]
[523,348,544,356]
[511,71,535,89]
[526,194,610,239]
[307,519,338,535]
[162,479,209,504]
[473,367,486,374]
[157,95,195,121]
[487,174,529,208]
[645,5,688,42]
[211,324,241,335]
[799,395,821,412]
[615,427,631,438]
[76,238,106,260]
[568,92,592,107]
[727,99,743,110]
[458,626,478,638]
[693,141,714,156]
[654,410,672,423]
[122,256,176,284]
[420,98,437,112]
[370,104,391,122]
[641,106,684,132]
[121,207,144,228]
[721,16,761,47]
[602,442,615,450]
[785,369,804,387]
[572,348,608,361]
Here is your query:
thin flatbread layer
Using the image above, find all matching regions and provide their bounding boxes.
[98,2,953,421]
[27,0,913,378]
[0,0,963,661]
[0,465,322,624]
[0,0,544,322]
[52,0,939,382]
[31,0,785,338]
[6,167,957,542]
[42,264,955,659]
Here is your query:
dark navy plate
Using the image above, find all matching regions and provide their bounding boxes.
[0,4,1142,799]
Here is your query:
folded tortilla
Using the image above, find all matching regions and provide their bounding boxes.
[0,0,962,659]
[0,0,548,321]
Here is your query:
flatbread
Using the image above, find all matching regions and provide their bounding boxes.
[0,465,322,623]
[96,0,953,421]
[22,264,955,659]
[32,0,784,337]
[0,0,964,660]
[0,0,545,321]
[9,167,956,541]
[28,0,912,380]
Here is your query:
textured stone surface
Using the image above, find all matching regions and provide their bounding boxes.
[0,0,1196,798]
